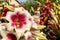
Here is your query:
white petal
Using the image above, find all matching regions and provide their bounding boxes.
[14,7,31,18]
[5,11,15,23]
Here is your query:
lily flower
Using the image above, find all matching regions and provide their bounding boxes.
[5,7,35,39]
[6,7,32,29]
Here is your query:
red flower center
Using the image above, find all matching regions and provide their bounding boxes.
[7,33,17,40]
[11,12,26,28]
[14,18,20,28]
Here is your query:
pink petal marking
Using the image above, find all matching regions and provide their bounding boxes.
[10,12,26,29]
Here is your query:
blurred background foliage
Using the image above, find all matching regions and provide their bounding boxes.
[23,0,60,15]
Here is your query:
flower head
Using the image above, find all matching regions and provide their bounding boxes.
[5,7,33,37]
[41,7,50,15]
[11,12,26,28]
[45,1,52,9]
[6,33,17,40]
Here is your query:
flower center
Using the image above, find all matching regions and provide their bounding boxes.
[14,18,20,28]
[7,33,17,40]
